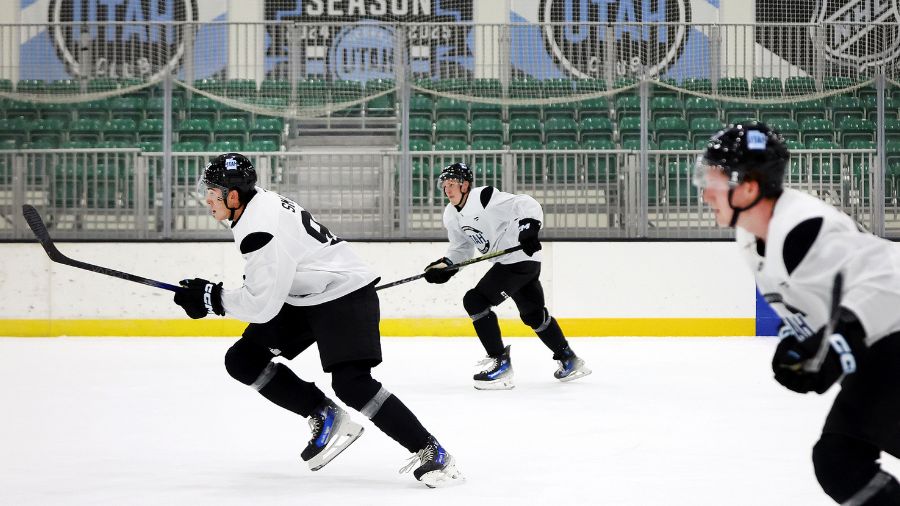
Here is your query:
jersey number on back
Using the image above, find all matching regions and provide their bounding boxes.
[280,197,341,245]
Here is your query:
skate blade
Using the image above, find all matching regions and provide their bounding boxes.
[473,376,515,390]
[557,367,592,383]
[420,457,465,488]
[307,422,365,471]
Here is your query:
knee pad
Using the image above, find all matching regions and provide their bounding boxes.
[463,289,493,321]
[331,363,388,417]
[224,339,275,387]
[521,307,552,332]
[813,433,882,503]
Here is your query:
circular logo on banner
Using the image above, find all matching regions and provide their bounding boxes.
[811,0,900,69]
[330,22,396,81]
[540,0,691,79]
[48,0,198,79]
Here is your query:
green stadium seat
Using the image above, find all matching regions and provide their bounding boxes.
[58,140,92,149]
[434,139,467,151]
[145,96,184,119]
[838,117,875,146]
[17,79,46,93]
[544,117,578,143]
[613,77,639,93]
[102,118,138,143]
[615,95,641,121]
[0,79,12,92]
[434,97,468,120]
[177,118,213,144]
[410,94,434,120]
[831,95,864,122]
[470,101,502,121]
[409,139,432,151]
[108,97,145,122]
[800,118,835,143]
[618,116,643,144]
[85,78,117,93]
[69,118,104,142]
[138,141,162,152]
[681,78,713,95]
[823,76,855,92]
[331,80,363,116]
[863,96,900,121]
[650,96,684,121]
[365,79,395,117]
[722,101,756,123]
[574,79,607,95]
[77,100,110,121]
[580,116,613,141]
[543,78,575,97]
[767,117,800,141]
[847,140,876,150]
[246,139,279,152]
[172,141,206,152]
[808,138,840,149]
[250,117,284,144]
[208,140,242,152]
[751,77,783,98]
[434,117,468,141]
[137,119,163,142]
[653,78,679,98]
[21,138,60,149]
[510,139,542,150]
[576,97,610,120]
[886,118,900,142]
[510,78,541,100]
[94,140,133,149]
[659,139,692,150]
[470,117,503,143]
[784,76,816,96]
[794,98,827,123]
[655,117,689,143]
[225,79,257,98]
[0,117,29,144]
[690,117,724,143]
[29,118,66,144]
[38,102,73,122]
[6,100,39,121]
[784,139,805,150]
[622,139,657,150]
[214,118,248,144]
[409,117,433,141]
[194,79,226,95]
[260,80,290,97]
[582,138,615,150]
[543,101,577,121]
[886,141,900,166]
[189,96,221,121]
[509,117,541,143]
[666,159,698,204]
[52,161,84,207]
[472,78,502,98]
[472,138,503,150]
[757,102,792,122]
[508,102,541,121]
[694,138,713,149]
[685,97,718,123]
[718,77,749,96]
[546,144,578,182]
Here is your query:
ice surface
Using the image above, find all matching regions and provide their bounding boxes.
[1,336,895,505]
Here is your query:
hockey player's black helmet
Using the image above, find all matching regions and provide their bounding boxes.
[437,162,474,190]
[693,121,789,199]
[198,153,258,201]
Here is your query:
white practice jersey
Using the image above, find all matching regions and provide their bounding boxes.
[738,188,900,345]
[220,188,378,323]
[442,186,543,265]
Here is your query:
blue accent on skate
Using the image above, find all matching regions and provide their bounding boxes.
[316,406,336,448]
[436,445,446,465]
[755,288,781,337]
[486,360,510,380]
[560,359,574,376]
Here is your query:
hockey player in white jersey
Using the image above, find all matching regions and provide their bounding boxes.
[172,153,462,488]
[695,123,900,504]
[423,162,590,390]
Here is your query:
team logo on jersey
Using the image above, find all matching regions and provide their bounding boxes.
[811,0,900,68]
[539,0,691,78]
[48,0,198,79]
[461,225,490,254]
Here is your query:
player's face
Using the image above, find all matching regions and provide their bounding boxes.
[442,179,468,206]
[204,188,230,221]
[698,169,737,227]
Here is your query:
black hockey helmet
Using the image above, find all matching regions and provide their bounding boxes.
[693,121,789,199]
[198,152,257,202]
[436,162,474,190]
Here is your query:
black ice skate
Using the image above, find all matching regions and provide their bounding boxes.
[473,344,514,390]
[399,436,464,488]
[554,347,592,382]
[300,400,364,471]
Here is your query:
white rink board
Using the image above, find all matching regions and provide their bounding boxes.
[0,241,754,320]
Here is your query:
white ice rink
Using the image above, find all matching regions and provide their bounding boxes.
[2,336,897,505]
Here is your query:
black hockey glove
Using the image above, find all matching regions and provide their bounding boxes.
[517,218,542,256]
[771,309,865,394]
[423,257,457,284]
[174,278,225,319]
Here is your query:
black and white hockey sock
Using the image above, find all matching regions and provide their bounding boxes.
[369,395,431,454]
[472,310,504,357]
[254,363,328,418]
[534,314,570,359]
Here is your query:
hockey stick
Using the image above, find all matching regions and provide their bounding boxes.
[22,204,181,292]
[803,271,844,373]
[375,245,524,291]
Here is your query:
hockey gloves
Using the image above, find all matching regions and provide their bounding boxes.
[423,257,457,284]
[771,310,865,394]
[518,218,542,256]
[174,278,225,319]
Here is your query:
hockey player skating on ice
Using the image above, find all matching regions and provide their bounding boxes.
[423,162,591,390]
[694,123,900,504]
[172,153,462,488]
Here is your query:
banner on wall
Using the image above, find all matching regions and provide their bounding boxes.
[262,0,473,81]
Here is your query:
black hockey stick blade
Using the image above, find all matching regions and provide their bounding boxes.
[375,245,524,291]
[22,204,181,292]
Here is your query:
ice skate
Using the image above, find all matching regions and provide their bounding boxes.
[473,345,514,390]
[554,349,592,382]
[399,436,464,488]
[300,401,364,471]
